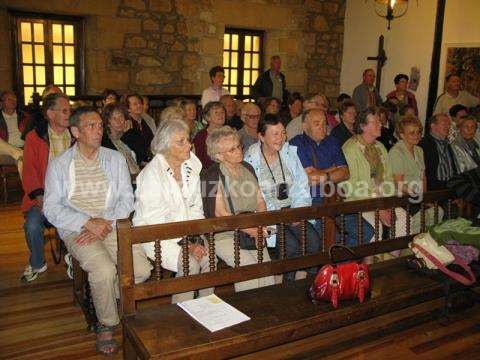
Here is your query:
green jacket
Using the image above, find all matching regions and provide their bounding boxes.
[429,218,480,250]
[341,136,396,201]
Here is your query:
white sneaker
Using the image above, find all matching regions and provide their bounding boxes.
[64,253,73,280]
[21,263,48,282]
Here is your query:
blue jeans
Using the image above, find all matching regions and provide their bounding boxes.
[275,222,321,281]
[312,198,374,247]
[24,206,47,269]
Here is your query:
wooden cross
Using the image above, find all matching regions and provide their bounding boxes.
[367,35,387,90]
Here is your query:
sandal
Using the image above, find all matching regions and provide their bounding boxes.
[96,324,119,357]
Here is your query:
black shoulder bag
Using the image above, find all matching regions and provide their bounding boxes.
[218,170,259,250]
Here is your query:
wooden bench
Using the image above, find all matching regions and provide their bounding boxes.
[117,190,468,359]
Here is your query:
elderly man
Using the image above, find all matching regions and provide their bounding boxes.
[290,109,373,245]
[44,106,151,356]
[0,90,29,176]
[238,102,261,151]
[20,93,72,282]
[420,113,457,190]
[220,94,242,130]
[252,55,288,105]
[286,94,322,140]
[352,68,383,112]
[434,74,479,115]
[447,104,469,143]
[201,66,229,108]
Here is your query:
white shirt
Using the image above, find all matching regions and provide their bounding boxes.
[201,86,229,108]
[434,90,479,115]
[2,111,24,148]
[286,115,302,140]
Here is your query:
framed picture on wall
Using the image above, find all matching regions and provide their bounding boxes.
[445,46,480,98]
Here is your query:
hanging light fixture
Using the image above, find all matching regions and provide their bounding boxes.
[372,0,410,30]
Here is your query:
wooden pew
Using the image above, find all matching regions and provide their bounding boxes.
[117,190,462,359]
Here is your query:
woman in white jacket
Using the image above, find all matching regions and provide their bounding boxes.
[132,119,213,303]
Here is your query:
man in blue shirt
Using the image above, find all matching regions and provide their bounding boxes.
[290,109,374,246]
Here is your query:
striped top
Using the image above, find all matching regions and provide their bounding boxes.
[70,150,108,217]
[48,126,71,160]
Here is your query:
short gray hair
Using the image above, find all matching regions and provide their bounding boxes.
[206,126,240,162]
[151,119,190,155]
[160,105,185,123]
[240,102,260,118]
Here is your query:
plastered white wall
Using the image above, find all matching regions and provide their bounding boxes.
[340,0,437,122]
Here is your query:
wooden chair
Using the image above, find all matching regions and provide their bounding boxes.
[0,164,19,203]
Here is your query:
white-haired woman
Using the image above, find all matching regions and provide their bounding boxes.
[192,101,226,170]
[132,119,213,303]
[202,126,275,292]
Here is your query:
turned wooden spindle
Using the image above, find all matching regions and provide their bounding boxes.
[390,207,396,239]
[234,230,240,267]
[374,209,380,242]
[447,199,452,219]
[321,217,326,252]
[279,223,286,260]
[434,202,439,224]
[182,236,189,276]
[340,214,346,245]
[300,220,307,256]
[207,233,215,271]
[257,226,264,263]
[154,239,162,280]
[357,212,363,245]
[406,204,411,235]
[420,203,426,233]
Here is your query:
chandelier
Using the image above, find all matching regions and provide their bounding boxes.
[372,0,410,30]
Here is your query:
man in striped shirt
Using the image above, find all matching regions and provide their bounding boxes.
[43,106,152,356]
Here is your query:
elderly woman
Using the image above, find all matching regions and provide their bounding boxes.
[132,119,213,303]
[181,99,204,136]
[342,108,408,256]
[202,126,275,291]
[263,97,281,115]
[386,73,418,116]
[331,99,357,146]
[123,92,156,152]
[377,106,397,151]
[244,114,321,281]
[389,115,442,232]
[101,103,150,173]
[192,101,225,170]
[451,116,480,173]
[101,89,119,107]
[279,92,303,126]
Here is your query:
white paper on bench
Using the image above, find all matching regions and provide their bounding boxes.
[177,294,251,332]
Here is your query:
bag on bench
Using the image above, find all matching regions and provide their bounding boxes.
[309,245,370,308]
[409,233,476,286]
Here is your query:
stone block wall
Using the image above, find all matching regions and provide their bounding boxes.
[0,0,346,98]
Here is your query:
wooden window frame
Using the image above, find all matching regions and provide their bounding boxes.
[9,10,86,104]
[224,28,264,99]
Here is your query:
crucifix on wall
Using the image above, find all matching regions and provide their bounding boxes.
[367,35,387,90]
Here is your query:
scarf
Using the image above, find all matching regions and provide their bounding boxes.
[357,135,384,184]
[465,139,480,166]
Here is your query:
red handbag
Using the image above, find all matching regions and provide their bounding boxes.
[309,245,370,308]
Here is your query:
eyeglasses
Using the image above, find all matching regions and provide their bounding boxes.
[53,108,71,115]
[245,113,260,119]
[219,143,243,154]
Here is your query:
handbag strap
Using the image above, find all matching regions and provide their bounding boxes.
[328,244,357,263]
[412,243,476,286]
[218,170,236,215]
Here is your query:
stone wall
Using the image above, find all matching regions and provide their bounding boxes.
[0,0,345,98]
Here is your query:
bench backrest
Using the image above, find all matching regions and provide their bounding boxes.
[117,189,455,316]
